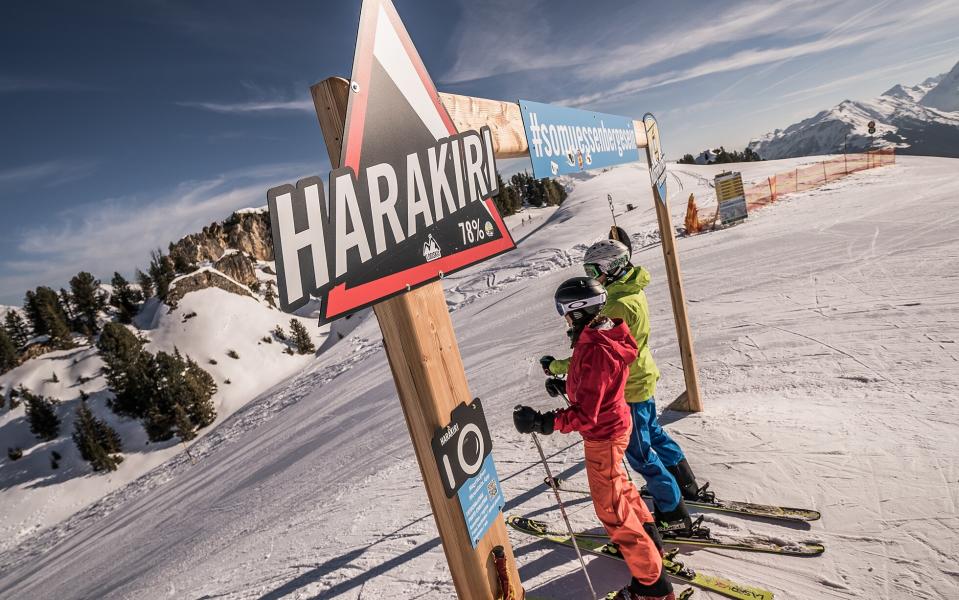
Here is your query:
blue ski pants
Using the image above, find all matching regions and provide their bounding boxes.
[624,397,686,512]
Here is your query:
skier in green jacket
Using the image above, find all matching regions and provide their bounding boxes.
[541,239,705,532]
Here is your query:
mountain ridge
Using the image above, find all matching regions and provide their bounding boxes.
[749,61,959,159]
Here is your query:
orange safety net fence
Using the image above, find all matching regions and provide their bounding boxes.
[745,148,896,211]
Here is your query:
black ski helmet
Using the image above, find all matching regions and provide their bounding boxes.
[554,277,607,325]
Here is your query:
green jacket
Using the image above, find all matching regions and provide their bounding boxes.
[550,266,660,403]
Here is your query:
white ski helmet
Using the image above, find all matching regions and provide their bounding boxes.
[583,239,630,281]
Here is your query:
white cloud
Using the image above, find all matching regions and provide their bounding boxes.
[177,99,314,114]
[0,78,99,94]
[0,163,312,301]
[442,0,827,84]
[179,81,316,114]
[0,159,98,188]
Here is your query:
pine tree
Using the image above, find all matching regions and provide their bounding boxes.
[173,402,196,442]
[72,401,124,472]
[543,179,567,206]
[289,319,316,355]
[4,310,30,348]
[145,349,217,441]
[263,281,277,308]
[493,174,522,217]
[70,271,104,334]
[23,290,40,335]
[184,356,216,430]
[0,328,18,374]
[41,302,73,348]
[136,269,155,299]
[9,386,21,410]
[149,250,177,299]
[24,287,68,337]
[110,272,140,324]
[97,323,152,418]
[23,389,61,441]
[59,288,77,328]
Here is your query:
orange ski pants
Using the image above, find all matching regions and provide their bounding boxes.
[584,432,663,585]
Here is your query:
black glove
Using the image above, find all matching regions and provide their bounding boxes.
[513,405,555,435]
[539,355,556,376]
[544,377,567,398]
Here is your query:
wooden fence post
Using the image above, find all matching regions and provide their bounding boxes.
[310,79,523,600]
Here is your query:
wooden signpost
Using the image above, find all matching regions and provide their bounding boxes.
[643,114,703,413]
[270,1,705,597]
[312,80,521,600]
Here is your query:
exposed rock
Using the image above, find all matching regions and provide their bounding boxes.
[20,341,57,362]
[214,252,257,288]
[171,210,273,265]
[165,268,255,308]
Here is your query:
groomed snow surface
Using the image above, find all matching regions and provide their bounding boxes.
[1,156,957,599]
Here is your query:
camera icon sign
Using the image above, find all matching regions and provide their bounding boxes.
[431,398,494,498]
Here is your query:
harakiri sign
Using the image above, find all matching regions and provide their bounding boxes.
[268,0,515,323]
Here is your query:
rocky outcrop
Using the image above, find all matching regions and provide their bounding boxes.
[165,268,255,308]
[213,252,257,288]
[171,209,273,265]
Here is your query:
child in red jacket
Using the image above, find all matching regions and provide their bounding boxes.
[514,277,674,600]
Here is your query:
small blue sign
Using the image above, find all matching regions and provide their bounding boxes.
[457,454,505,548]
[643,113,668,204]
[519,100,640,179]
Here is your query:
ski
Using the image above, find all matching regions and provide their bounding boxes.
[570,514,823,557]
[507,515,774,600]
[544,476,821,523]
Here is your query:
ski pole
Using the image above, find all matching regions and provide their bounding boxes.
[530,431,598,600]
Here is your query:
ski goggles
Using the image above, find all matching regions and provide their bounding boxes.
[583,263,603,279]
[555,291,607,317]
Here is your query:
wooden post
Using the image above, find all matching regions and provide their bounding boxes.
[311,79,523,599]
[645,149,703,413]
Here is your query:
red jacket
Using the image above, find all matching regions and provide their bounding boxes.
[553,318,638,441]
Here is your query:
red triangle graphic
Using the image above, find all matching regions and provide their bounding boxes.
[323,0,515,322]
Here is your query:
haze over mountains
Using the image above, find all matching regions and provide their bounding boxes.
[748,60,959,159]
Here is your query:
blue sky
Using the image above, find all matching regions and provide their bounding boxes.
[1,0,957,305]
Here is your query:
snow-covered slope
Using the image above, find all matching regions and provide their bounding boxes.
[749,61,959,159]
[0,284,324,552]
[1,156,957,599]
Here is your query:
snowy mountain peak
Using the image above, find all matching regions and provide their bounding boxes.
[919,60,959,112]
[749,62,959,159]
[882,84,922,102]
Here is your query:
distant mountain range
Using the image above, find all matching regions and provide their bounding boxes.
[748,60,959,159]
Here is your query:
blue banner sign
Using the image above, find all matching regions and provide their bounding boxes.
[457,454,506,548]
[519,100,640,179]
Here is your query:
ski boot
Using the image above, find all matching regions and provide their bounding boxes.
[666,459,714,503]
[654,498,693,535]
[658,513,711,541]
[605,565,677,599]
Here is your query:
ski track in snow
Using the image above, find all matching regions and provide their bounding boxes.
[1,157,958,599]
